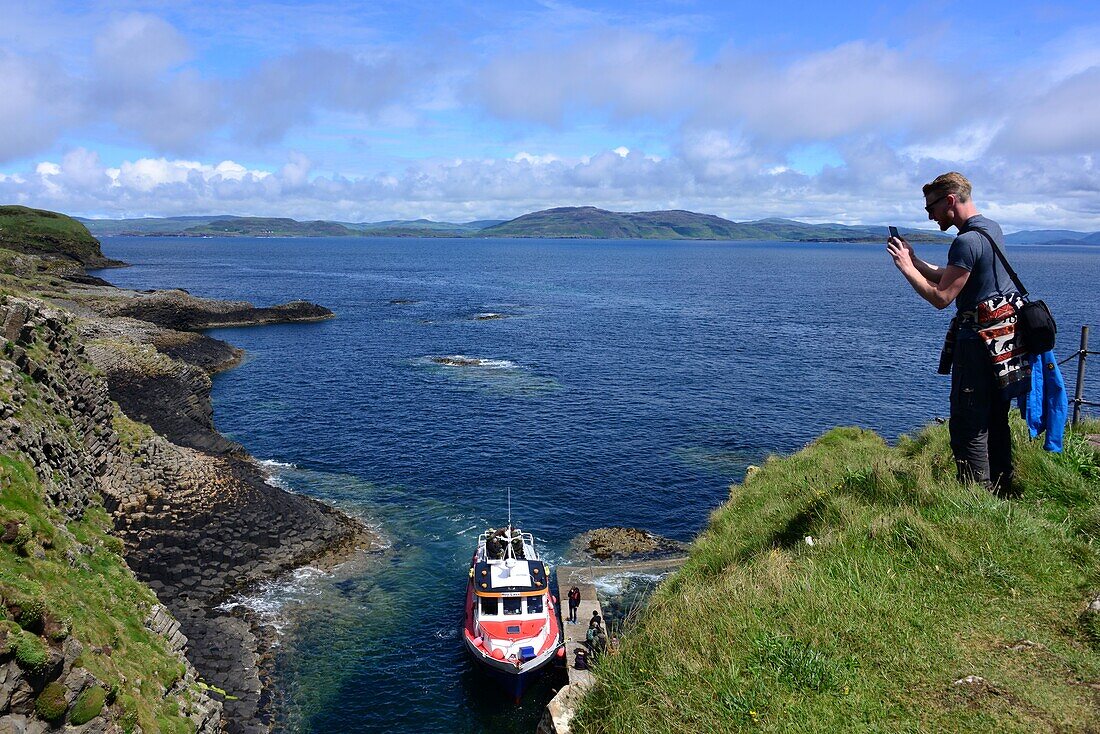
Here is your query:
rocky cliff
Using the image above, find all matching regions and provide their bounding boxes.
[0,222,372,733]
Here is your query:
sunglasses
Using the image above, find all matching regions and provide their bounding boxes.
[924,195,950,214]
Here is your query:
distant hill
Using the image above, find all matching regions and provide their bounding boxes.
[74,211,1100,244]
[184,217,356,237]
[80,215,500,238]
[346,218,503,232]
[77,208,967,243]
[480,207,947,242]
[1004,229,1095,245]
[1,205,123,268]
[76,215,240,236]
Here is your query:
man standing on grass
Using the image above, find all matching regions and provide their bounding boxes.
[886,172,1029,496]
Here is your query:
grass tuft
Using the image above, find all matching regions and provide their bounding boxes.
[751,632,844,692]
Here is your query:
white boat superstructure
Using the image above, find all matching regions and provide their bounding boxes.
[463,525,563,698]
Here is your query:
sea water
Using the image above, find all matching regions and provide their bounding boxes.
[95,237,1099,733]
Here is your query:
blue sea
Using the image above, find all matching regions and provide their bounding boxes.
[95,236,1098,733]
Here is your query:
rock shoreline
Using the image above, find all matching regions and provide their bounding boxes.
[0,256,373,733]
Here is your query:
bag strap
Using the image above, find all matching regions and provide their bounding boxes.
[969,226,1029,298]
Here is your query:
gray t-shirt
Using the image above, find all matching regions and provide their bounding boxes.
[947,214,1012,314]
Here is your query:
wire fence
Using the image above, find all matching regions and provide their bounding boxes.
[1059,326,1098,426]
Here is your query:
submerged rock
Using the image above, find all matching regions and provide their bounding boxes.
[431,356,493,367]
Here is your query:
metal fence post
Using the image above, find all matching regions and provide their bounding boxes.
[1072,325,1089,426]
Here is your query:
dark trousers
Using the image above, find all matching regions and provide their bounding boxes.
[950,338,1013,490]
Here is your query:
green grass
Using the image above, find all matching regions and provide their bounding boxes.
[575,421,1100,733]
[0,205,105,264]
[113,410,155,457]
[0,453,200,733]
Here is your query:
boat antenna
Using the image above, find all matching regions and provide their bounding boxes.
[507,487,512,531]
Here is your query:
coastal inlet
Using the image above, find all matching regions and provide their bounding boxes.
[94,234,1100,733]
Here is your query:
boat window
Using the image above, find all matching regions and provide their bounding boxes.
[479,597,498,615]
[527,596,544,614]
[503,597,523,615]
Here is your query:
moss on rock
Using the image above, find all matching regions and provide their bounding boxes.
[12,628,49,673]
[70,684,107,725]
[34,680,68,722]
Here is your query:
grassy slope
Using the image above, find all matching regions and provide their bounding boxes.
[0,451,199,733]
[0,205,111,266]
[576,420,1100,733]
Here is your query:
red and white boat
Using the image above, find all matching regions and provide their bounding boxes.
[463,525,564,699]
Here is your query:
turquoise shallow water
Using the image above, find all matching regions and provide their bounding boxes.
[95,237,1099,733]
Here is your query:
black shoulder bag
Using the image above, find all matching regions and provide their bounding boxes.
[972,228,1057,355]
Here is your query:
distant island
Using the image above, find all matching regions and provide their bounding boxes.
[77,207,949,243]
[75,206,1100,244]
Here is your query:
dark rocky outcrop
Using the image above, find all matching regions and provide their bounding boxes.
[83,289,333,331]
[0,286,371,734]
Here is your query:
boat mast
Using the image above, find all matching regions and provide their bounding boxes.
[505,488,515,564]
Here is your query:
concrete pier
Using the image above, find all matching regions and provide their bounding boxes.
[556,566,601,689]
[539,557,687,734]
[538,566,603,734]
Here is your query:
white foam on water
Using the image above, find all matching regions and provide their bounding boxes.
[259,458,297,470]
[265,475,291,490]
[216,566,328,636]
[592,571,667,595]
[258,458,296,490]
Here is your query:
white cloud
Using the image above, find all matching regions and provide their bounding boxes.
[92,13,191,83]
[993,66,1100,155]
[107,157,272,192]
[707,42,971,141]
[0,51,82,162]
[901,123,1004,163]
[7,143,1099,231]
[232,48,422,144]
[475,30,697,124]
[89,14,224,153]
[512,152,561,165]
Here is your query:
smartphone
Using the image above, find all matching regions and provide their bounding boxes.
[888,226,900,239]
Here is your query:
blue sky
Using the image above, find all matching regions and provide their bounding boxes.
[2,0,1100,230]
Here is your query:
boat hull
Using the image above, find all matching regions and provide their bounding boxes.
[462,632,560,698]
[462,526,563,699]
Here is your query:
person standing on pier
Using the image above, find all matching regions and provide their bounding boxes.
[886,172,1028,495]
[567,586,581,624]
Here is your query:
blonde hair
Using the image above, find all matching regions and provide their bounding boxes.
[923,172,972,203]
